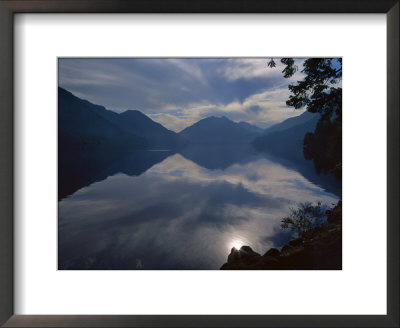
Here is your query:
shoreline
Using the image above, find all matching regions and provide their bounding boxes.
[221,201,342,270]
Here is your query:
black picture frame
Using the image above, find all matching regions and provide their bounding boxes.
[0,1,398,327]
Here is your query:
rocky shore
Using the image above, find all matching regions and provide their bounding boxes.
[221,201,342,270]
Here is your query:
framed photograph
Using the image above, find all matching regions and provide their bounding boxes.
[0,1,398,327]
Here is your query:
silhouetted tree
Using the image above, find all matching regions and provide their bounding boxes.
[280,201,326,236]
[268,58,342,178]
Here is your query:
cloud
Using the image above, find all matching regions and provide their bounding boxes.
[59,151,339,269]
[218,58,281,81]
[218,58,306,82]
[148,87,306,132]
[214,87,307,126]
[165,59,209,86]
[59,58,311,131]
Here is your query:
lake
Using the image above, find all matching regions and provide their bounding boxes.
[58,144,340,270]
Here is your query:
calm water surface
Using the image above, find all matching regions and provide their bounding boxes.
[58,145,339,270]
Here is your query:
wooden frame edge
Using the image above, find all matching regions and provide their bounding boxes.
[0,0,398,327]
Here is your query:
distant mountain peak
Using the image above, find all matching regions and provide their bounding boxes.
[237,121,264,134]
[179,115,260,144]
[121,109,145,116]
[253,110,320,158]
[201,115,231,122]
[263,111,320,136]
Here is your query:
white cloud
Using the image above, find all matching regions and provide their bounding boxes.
[215,87,306,127]
[218,58,305,82]
[148,102,217,132]
[165,59,209,86]
[147,86,306,132]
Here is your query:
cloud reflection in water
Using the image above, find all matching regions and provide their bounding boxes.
[58,150,338,270]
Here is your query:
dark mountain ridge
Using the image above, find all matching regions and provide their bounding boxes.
[252,111,341,196]
[253,111,320,160]
[179,116,261,144]
[262,111,318,136]
[117,110,184,149]
[58,87,186,151]
[237,121,264,134]
[58,87,147,151]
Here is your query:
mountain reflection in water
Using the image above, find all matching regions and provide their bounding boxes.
[58,144,340,270]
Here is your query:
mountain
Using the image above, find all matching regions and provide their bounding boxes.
[252,111,320,160]
[116,110,185,149]
[59,149,175,200]
[58,87,186,151]
[89,104,185,149]
[252,111,341,196]
[179,143,259,170]
[179,116,260,144]
[237,121,264,134]
[58,87,147,151]
[262,111,317,136]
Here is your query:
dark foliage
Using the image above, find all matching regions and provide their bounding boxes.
[326,200,342,224]
[268,58,342,178]
[280,201,326,236]
[303,111,342,179]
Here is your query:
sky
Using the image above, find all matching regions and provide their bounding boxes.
[58,58,307,132]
